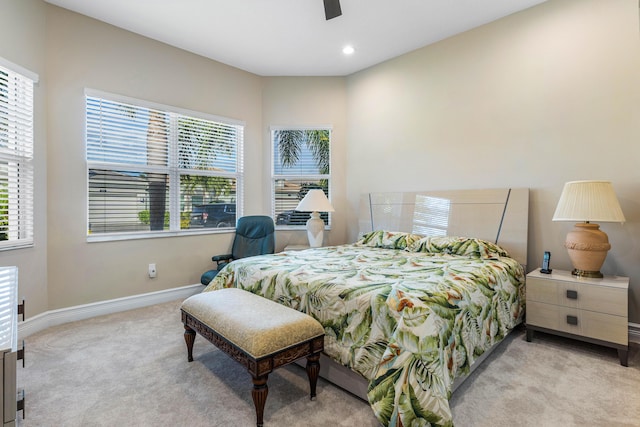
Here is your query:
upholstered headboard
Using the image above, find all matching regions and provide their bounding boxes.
[358,188,529,267]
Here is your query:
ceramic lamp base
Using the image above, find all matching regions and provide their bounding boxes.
[564,222,610,278]
[306,211,325,248]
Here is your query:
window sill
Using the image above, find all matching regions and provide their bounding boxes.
[87,228,234,243]
[275,225,332,231]
[0,241,34,251]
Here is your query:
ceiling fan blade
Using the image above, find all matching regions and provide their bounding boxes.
[324,0,342,20]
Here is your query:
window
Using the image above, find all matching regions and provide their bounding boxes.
[86,90,243,238]
[271,127,331,227]
[0,59,36,250]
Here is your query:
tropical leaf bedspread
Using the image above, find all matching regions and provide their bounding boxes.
[203,231,525,427]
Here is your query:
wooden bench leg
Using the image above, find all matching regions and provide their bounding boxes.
[184,324,196,362]
[251,374,269,427]
[306,353,320,400]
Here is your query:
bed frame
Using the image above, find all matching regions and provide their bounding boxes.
[359,188,529,268]
[297,187,530,400]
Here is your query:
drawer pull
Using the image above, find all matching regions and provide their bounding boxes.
[566,290,578,300]
[18,299,25,321]
[18,340,25,368]
[566,315,578,325]
[17,389,25,419]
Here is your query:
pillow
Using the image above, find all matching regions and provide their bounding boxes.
[355,230,423,250]
[407,236,511,259]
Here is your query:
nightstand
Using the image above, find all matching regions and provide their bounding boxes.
[526,268,629,366]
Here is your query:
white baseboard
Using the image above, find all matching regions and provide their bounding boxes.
[629,322,640,344]
[18,284,202,340]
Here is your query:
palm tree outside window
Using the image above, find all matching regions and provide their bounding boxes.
[271,127,331,227]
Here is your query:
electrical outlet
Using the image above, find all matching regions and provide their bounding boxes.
[148,263,157,278]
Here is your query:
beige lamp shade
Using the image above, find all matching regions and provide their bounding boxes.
[552,181,625,223]
[552,180,624,278]
[296,189,335,213]
[295,190,334,248]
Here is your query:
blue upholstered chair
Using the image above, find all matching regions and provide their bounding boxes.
[200,215,275,286]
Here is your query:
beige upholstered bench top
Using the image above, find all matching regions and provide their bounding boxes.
[181,288,324,358]
[182,288,324,426]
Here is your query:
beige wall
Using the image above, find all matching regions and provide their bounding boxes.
[346,0,640,322]
[42,7,350,311]
[261,77,348,250]
[44,6,265,310]
[0,0,49,318]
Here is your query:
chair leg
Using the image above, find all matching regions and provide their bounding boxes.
[251,374,269,427]
[306,353,320,400]
[184,324,196,362]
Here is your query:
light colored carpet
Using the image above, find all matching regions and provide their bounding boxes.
[17,299,640,426]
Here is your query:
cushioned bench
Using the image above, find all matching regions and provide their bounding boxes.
[181,288,325,427]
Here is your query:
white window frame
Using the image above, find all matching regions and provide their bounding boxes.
[270,125,332,230]
[0,57,37,251]
[86,89,244,242]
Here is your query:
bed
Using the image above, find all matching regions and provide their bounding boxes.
[203,188,529,427]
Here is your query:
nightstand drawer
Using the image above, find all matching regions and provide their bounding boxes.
[526,301,628,345]
[527,276,626,317]
[526,268,629,366]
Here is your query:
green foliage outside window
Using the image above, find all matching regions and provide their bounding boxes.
[137,210,191,229]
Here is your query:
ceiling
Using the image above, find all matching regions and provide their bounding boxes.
[44,0,547,77]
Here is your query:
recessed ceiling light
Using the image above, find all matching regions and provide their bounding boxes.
[342,45,355,55]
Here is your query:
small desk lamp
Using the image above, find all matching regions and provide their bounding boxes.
[295,189,334,247]
[552,180,625,278]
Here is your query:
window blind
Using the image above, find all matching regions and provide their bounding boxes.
[0,63,35,249]
[178,117,239,172]
[271,128,331,227]
[86,92,243,237]
[86,97,170,166]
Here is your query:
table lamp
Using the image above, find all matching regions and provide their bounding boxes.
[552,180,625,278]
[295,189,334,247]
